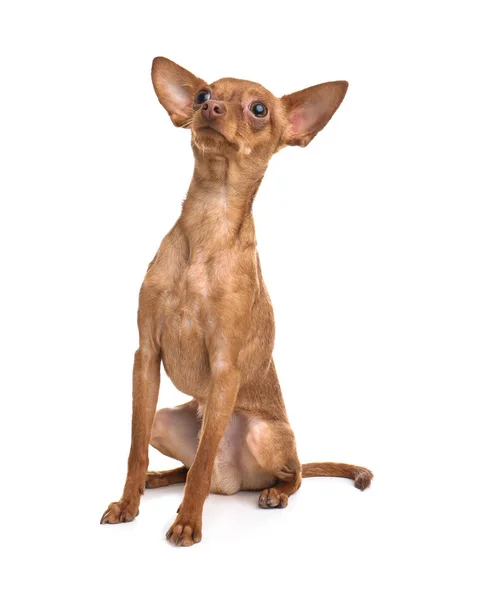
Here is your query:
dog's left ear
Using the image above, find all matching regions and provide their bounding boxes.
[151,57,207,128]
[281,81,348,147]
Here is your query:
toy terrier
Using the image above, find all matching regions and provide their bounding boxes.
[101,57,373,546]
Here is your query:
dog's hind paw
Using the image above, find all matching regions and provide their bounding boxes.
[145,472,170,489]
[258,487,289,509]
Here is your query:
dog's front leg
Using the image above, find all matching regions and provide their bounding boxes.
[101,345,161,524]
[166,363,240,546]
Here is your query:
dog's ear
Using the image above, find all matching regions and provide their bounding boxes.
[281,81,348,147]
[151,57,207,128]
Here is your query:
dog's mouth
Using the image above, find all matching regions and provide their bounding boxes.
[192,123,239,152]
[195,123,226,138]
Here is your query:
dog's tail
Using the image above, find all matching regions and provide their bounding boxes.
[301,462,373,491]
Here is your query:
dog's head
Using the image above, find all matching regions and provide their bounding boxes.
[151,57,348,165]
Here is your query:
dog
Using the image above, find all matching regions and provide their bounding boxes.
[101,57,373,546]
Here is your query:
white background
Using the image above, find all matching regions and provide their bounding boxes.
[1,1,488,598]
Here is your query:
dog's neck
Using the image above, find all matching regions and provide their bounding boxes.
[181,154,267,257]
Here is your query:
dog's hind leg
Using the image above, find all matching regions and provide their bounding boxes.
[146,466,188,488]
[149,400,200,468]
[246,419,302,508]
[144,401,197,488]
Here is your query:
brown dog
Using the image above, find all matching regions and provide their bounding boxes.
[100,57,373,546]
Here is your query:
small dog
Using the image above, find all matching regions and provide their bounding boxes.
[101,57,373,546]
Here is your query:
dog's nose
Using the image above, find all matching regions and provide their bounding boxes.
[201,100,227,120]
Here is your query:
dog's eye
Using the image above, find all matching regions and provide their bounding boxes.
[195,90,211,104]
[249,102,268,118]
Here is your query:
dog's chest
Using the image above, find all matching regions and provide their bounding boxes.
[162,256,222,327]
[157,255,229,395]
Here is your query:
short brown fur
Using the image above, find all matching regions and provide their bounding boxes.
[101,57,373,545]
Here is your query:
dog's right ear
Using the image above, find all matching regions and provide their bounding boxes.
[151,57,207,128]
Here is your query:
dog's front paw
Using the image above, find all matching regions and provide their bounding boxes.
[100,499,139,524]
[166,512,202,546]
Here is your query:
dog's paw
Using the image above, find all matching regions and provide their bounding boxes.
[166,512,202,546]
[145,472,169,489]
[258,487,289,509]
[100,500,139,524]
